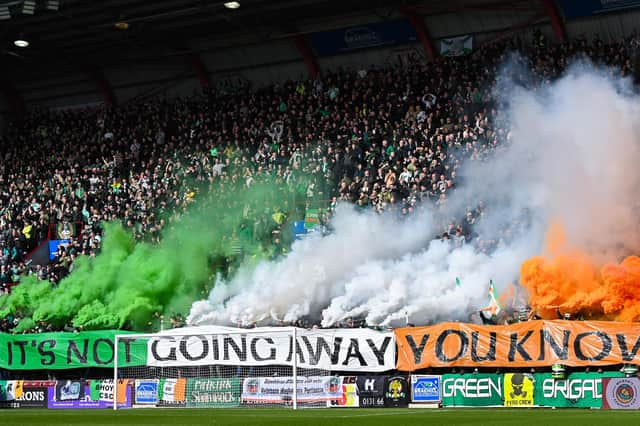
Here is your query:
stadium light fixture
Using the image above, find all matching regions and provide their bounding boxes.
[0,6,10,20]
[22,0,36,15]
[224,1,240,9]
[46,0,60,11]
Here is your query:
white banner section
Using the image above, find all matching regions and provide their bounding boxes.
[145,326,395,372]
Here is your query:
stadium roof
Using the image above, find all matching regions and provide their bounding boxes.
[0,0,552,111]
[1,0,415,67]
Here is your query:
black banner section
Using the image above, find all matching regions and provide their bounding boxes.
[0,385,48,409]
[357,376,386,408]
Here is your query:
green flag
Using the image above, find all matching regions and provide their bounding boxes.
[158,379,165,401]
[90,380,102,401]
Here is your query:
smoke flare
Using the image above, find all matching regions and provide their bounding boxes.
[521,223,640,321]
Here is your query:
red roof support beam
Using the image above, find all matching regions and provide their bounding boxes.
[85,67,116,107]
[402,8,436,61]
[541,0,567,43]
[294,34,319,79]
[189,53,211,89]
[0,81,26,118]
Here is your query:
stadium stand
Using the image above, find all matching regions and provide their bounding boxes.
[0,31,637,333]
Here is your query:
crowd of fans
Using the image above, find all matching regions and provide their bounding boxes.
[0,30,638,333]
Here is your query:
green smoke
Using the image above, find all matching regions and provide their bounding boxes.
[0,176,313,332]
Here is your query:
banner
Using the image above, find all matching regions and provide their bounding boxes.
[557,0,640,19]
[440,35,473,57]
[395,321,640,370]
[309,20,417,56]
[384,376,409,407]
[55,222,77,240]
[328,376,359,408]
[603,377,640,409]
[535,372,624,408]
[241,376,342,404]
[48,382,132,409]
[55,380,85,402]
[504,373,535,407]
[11,385,47,408]
[134,380,158,405]
[147,326,395,372]
[158,378,186,407]
[48,240,70,261]
[356,376,386,407]
[0,330,143,370]
[186,378,240,408]
[411,375,441,403]
[88,379,128,404]
[0,382,48,409]
[441,374,503,407]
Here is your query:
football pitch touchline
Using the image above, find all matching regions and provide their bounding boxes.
[174,410,425,418]
[109,409,426,417]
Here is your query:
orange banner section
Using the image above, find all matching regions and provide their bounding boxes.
[395,320,640,371]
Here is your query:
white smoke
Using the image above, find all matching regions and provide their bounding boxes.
[188,62,640,327]
[321,237,533,327]
[189,207,437,325]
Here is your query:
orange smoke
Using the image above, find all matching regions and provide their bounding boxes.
[520,223,640,321]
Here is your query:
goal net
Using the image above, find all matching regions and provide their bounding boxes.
[114,326,364,410]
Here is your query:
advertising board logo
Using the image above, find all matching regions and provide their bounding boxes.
[604,378,640,409]
[415,381,437,397]
[509,374,529,399]
[504,373,534,407]
[59,381,81,400]
[364,379,375,392]
[386,378,405,399]
[246,379,259,395]
[412,376,440,402]
[326,377,341,394]
[135,381,158,404]
[615,383,635,406]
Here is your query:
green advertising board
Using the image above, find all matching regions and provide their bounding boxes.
[441,374,503,406]
[534,372,624,408]
[186,378,241,408]
[0,331,146,370]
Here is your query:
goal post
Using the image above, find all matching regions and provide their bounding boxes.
[114,326,365,410]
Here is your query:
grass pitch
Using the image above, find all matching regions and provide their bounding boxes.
[3,408,640,426]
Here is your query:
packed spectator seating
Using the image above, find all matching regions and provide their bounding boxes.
[0,32,636,332]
